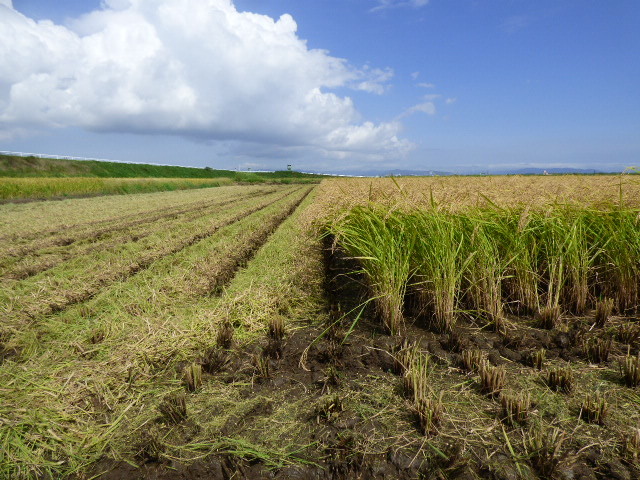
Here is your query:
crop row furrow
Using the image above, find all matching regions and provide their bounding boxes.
[0,188,277,257]
[2,186,311,361]
[1,187,301,329]
[0,185,318,480]
[0,189,279,281]
[191,186,313,296]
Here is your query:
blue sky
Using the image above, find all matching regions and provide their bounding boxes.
[1,0,638,173]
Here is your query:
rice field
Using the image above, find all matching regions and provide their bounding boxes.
[1,175,639,479]
[312,175,640,479]
[0,177,238,200]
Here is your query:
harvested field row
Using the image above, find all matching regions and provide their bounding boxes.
[0,184,272,240]
[0,187,302,334]
[85,210,639,480]
[0,188,279,280]
[188,187,312,296]
[0,187,274,255]
[0,185,317,479]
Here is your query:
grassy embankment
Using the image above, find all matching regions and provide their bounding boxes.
[0,154,323,200]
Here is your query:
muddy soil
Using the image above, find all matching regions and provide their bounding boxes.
[90,240,640,480]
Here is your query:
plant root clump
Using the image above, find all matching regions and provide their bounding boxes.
[478,361,505,398]
[579,393,608,425]
[182,363,203,392]
[216,320,234,349]
[460,348,485,373]
[583,336,612,363]
[617,323,640,346]
[537,305,562,330]
[201,347,229,374]
[500,391,532,426]
[527,348,546,370]
[620,353,640,388]
[415,391,444,436]
[546,367,574,393]
[158,393,188,424]
[525,425,566,479]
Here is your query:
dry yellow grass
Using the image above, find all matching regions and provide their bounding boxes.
[306,175,640,223]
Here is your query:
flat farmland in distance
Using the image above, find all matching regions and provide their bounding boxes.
[1,176,640,480]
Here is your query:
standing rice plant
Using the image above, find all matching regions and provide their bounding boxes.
[494,208,541,315]
[460,214,506,332]
[559,210,593,314]
[536,210,568,313]
[412,210,466,333]
[592,210,640,313]
[329,206,417,335]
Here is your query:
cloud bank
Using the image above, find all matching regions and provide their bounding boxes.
[0,0,411,159]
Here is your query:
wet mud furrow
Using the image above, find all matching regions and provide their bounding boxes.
[7,188,303,326]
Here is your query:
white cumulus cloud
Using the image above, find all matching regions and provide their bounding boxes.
[371,0,429,13]
[403,101,436,117]
[0,0,410,159]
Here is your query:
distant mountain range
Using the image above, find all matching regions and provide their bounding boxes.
[485,167,607,175]
[319,166,624,177]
